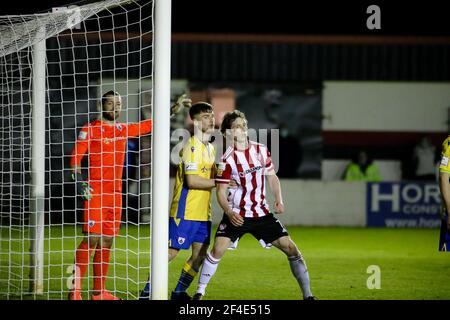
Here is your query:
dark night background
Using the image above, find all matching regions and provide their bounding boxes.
[1,1,449,36]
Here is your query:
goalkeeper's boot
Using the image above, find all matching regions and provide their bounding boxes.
[91,290,121,300]
[192,293,203,301]
[68,290,82,300]
[170,291,191,301]
[139,282,151,300]
[304,296,318,300]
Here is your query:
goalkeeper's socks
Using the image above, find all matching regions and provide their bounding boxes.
[93,246,111,293]
[196,253,220,295]
[174,262,198,293]
[288,254,313,299]
[74,241,93,290]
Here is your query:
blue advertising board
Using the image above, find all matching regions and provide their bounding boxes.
[367,182,442,228]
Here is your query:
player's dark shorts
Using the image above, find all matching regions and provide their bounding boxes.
[169,217,212,250]
[215,213,289,244]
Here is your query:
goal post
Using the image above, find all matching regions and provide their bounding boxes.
[29,26,46,295]
[0,0,172,300]
[150,0,171,300]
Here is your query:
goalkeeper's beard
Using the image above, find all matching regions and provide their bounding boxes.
[103,110,119,121]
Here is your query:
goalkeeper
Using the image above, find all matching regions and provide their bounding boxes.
[69,91,190,300]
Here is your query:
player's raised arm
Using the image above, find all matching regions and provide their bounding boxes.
[127,93,191,137]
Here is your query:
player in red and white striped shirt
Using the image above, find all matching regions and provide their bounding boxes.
[193,110,315,300]
[215,136,273,218]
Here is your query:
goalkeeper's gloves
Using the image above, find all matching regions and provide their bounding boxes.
[71,172,93,201]
[170,93,192,117]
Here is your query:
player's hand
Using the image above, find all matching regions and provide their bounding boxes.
[274,202,285,214]
[170,94,192,117]
[72,172,93,201]
[226,210,244,227]
[78,181,94,201]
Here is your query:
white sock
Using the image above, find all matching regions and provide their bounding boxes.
[196,252,220,295]
[288,254,313,298]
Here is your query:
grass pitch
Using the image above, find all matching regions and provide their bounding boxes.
[1,225,449,300]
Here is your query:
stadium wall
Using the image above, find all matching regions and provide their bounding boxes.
[169,179,441,228]
[322,81,450,132]
[169,178,367,226]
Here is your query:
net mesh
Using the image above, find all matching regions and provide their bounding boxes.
[0,0,153,300]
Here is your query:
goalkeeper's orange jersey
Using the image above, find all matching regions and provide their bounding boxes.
[70,119,152,191]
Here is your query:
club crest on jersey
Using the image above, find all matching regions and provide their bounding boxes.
[88,220,95,228]
[177,237,185,245]
[78,131,87,140]
[191,146,195,152]
[217,162,226,176]
[115,123,123,131]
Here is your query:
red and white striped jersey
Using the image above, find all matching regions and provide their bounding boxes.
[216,141,274,218]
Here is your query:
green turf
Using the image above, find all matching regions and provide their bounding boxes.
[1,224,449,300]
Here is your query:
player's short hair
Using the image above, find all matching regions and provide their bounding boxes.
[101,91,120,109]
[189,102,213,120]
[220,110,247,135]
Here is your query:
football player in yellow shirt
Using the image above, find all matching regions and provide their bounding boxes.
[438,136,450,251]
[140,102,217,300]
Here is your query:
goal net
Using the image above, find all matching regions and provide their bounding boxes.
[0,0,154,300]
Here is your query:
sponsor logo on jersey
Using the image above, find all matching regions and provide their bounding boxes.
[238,165,263,177]
[185,162,198,172]
[104,136,127,144]
[177,237,185,245]
[78,131,87,140]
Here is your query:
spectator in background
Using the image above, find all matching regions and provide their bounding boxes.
[343,150,381,182]
[412,135,437,181]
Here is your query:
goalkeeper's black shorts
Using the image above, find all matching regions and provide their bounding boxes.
[215,213,289,246]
